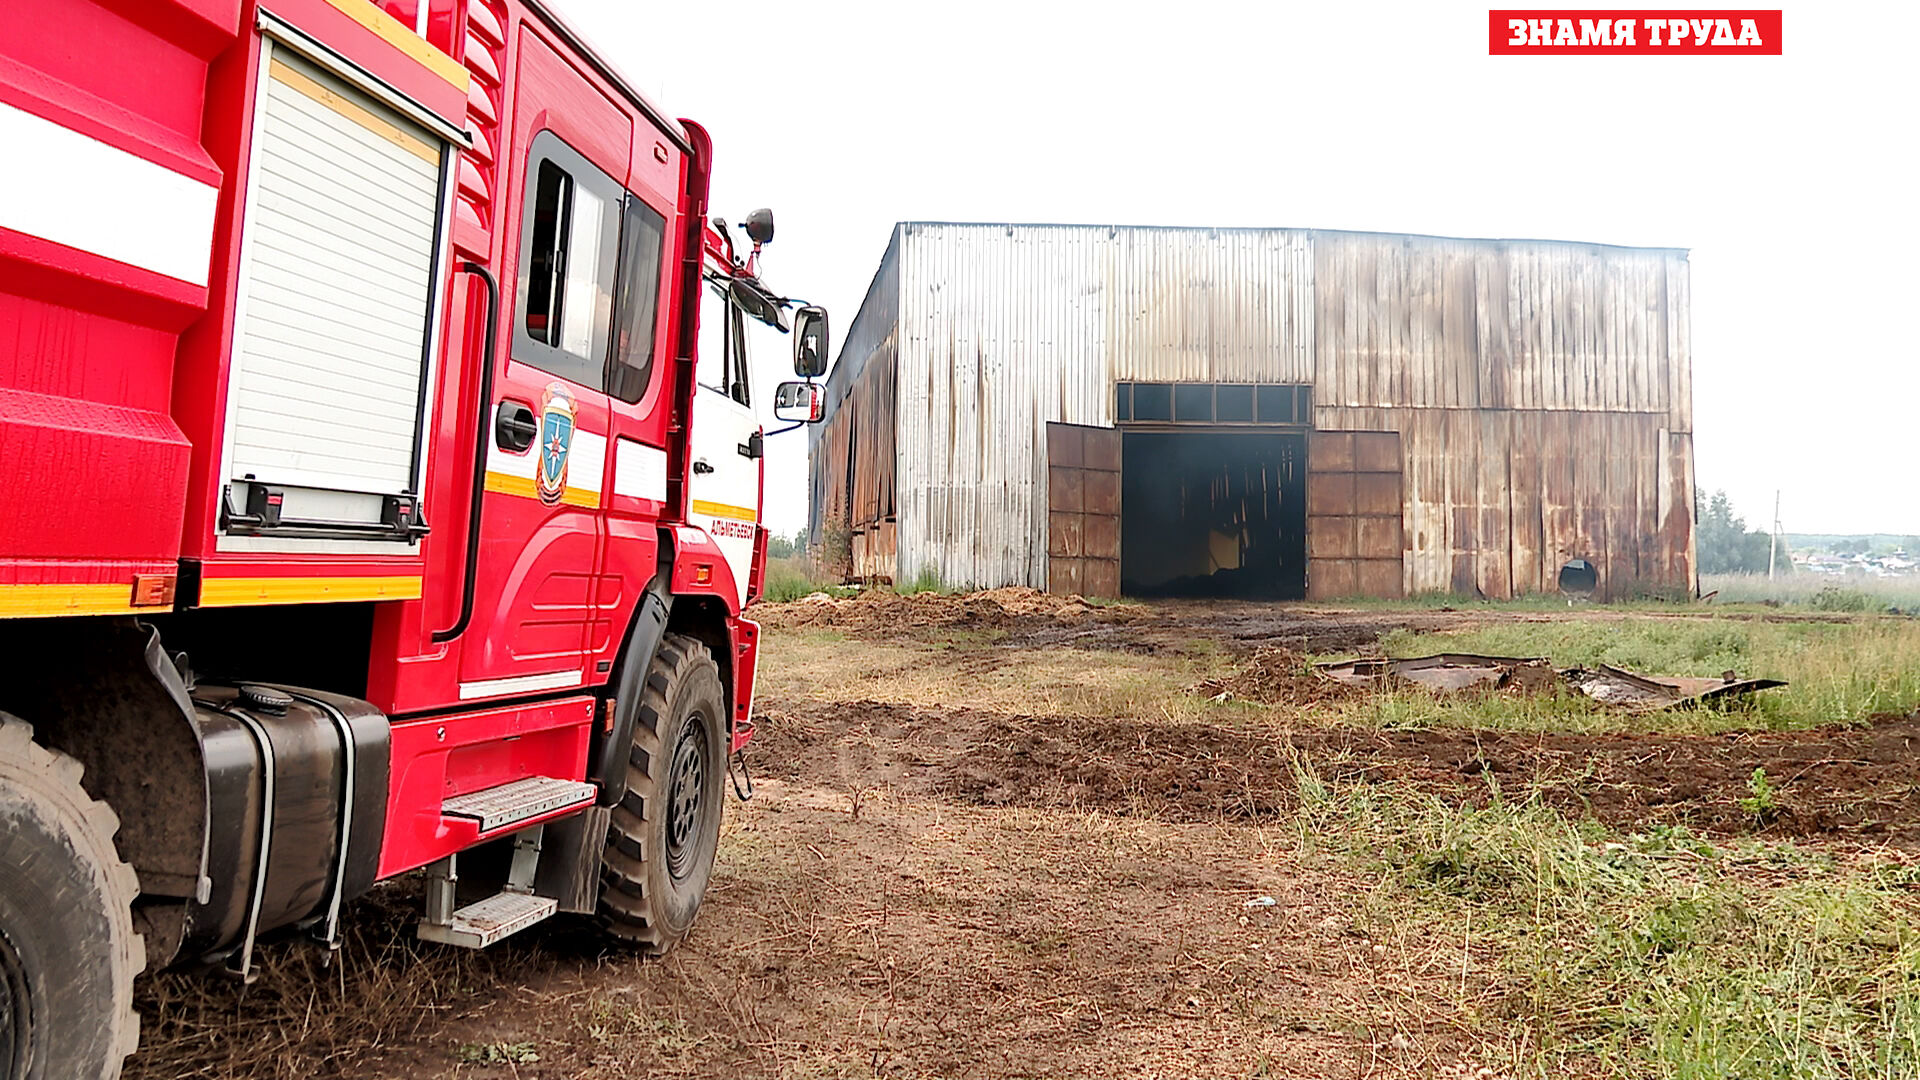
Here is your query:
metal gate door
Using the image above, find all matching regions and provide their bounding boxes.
[1306,431,1405,599]
[1045,422,1121,598]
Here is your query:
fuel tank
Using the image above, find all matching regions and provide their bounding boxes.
[182,684,388,966]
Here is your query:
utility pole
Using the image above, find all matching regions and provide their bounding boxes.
[1768,490,1782,580]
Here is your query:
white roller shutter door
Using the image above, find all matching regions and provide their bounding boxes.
[226,50,445,499]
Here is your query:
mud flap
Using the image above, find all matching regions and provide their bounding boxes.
[534,805,613,914]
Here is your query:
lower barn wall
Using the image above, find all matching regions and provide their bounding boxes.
[1317,407,1695,600]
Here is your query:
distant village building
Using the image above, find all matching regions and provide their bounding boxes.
[809,223,1697,601]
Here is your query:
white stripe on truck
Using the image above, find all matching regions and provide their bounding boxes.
[0,101,219,286]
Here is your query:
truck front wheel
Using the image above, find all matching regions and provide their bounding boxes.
[0,713,143,1080]
[597,634,727,954]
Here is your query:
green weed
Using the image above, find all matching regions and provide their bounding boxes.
[1739,767,1778,825]
[1290,765,1920,1079]
[893,567,950,595]
[1812,586,1874,613]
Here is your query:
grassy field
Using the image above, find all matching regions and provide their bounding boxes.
[761,554,837,603]
[1295,610,1920,1076]
[1296,773,1920,1079]
[1704,571,1920,611]
[125,594,1920,1079]
[764,601,1920,736]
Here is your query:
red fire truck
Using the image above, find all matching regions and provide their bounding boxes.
[0,1,832,1075]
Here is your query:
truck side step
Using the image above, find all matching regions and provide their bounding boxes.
[442,776,596,832]
[418,825,557,948]
[417,891,557,948]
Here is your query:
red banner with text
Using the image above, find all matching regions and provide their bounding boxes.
[1489,10,1783,53]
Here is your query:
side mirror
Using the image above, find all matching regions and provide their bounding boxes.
[773,380,826,424]
[792,305,829,378]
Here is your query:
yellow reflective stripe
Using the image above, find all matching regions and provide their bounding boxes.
[0,583,141,619]
[198,575,423,607]
[269,58,440,165]
[692,499,759,523]
[484,470,537,499]
[484,471,599,508]
[316,0,472,92]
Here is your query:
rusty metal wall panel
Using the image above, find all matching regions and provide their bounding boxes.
[1306,430,1405,599]
[1508,411,1545,594]
[1313,232,1684,417]
[810,227,901,548]
[850,521,896,580]
[1315,405,1689,600]
[1656,427,1696,589]
[1043,422,1120,597]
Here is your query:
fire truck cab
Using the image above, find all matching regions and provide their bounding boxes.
[0,1,828,1076]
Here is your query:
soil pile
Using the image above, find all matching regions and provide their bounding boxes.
[757,587,1146,633]
[1188,645,1357,706]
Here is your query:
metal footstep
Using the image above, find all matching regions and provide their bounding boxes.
[419,824,557,949]
[442,775,595,832]
[418,890,557,949]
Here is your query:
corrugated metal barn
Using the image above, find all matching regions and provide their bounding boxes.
[808,223,1696,602]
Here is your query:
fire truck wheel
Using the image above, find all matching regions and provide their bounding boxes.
[0,713,144,1080]
[598,633,727,954]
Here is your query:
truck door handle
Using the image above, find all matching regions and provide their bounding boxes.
[496,402,538,451]
[692,459,715,475]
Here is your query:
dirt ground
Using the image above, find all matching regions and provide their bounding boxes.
[129,590,1920,1079]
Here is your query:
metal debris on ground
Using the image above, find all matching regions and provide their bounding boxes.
[1312,654,1786,711]
[1560,665,1788,711]
[1314,653,1558,694]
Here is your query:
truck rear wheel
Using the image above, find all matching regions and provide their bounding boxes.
[0,713,143,1080]
[597,634,727,954]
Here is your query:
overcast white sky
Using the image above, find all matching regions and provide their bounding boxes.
[554,0,1919,537]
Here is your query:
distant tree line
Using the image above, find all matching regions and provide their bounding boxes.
[1696,490,1779,575]
[767,528,808,560]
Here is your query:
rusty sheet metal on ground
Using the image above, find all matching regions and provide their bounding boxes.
[1316,653,1556,693]
[1562,664,1788,711]
[1314,654,1786,711]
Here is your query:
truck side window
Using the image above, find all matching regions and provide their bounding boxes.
[513,131,620,389]
[607,197,667,403]
[695,279,730,397]
[694,277,752,408]
[524,161,568,345]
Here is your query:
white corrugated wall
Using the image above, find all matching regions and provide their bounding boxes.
[893,224,1315,588]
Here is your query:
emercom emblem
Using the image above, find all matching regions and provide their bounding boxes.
[537,383,576,506]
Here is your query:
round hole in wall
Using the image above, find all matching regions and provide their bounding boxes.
[1558,558,1598,598]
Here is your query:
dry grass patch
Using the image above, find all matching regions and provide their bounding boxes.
[760,629,1245,726]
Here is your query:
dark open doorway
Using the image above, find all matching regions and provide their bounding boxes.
[1120,430,1308,598]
